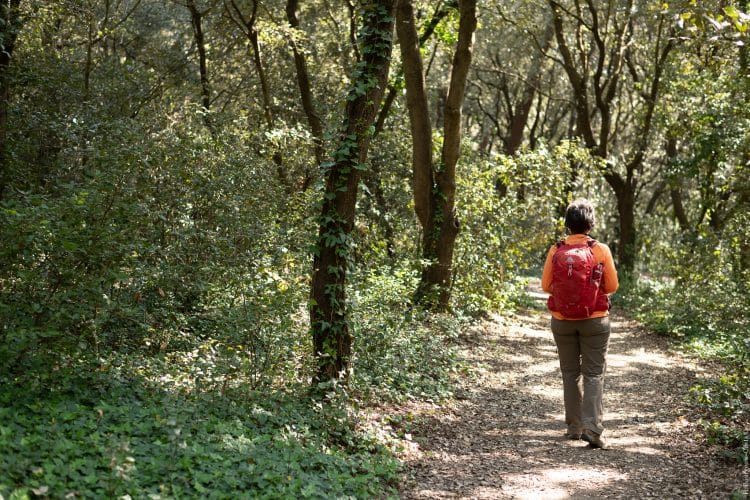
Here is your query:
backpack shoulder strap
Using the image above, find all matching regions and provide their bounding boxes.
[588,238,608,264]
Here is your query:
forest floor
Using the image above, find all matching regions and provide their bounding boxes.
[380,284,748,499]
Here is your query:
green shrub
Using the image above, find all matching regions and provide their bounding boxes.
[623,213,750,463]
[349,266,462,402]
[452,140,604,315]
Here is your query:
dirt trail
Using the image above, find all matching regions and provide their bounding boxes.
[395,295,748,499]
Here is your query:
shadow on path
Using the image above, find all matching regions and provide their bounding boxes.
[397,306,747,499]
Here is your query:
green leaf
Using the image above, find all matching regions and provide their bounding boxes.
[723,6,739,19]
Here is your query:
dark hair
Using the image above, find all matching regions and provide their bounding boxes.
[565,199,596,234]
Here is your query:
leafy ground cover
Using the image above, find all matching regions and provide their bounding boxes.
[0,368,400,499]
[0,262,466,499]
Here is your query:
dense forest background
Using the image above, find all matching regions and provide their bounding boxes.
[1,0,747,497]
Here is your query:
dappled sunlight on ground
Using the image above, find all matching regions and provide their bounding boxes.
[608,346,676,369]
[525,359,562,377]
[503,353,541,365]
[398,304,746,499]
[613,444,665,456]
[502,466,628,499]
[512,325,551,339]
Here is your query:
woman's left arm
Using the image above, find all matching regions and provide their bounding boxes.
[601,245,619,294]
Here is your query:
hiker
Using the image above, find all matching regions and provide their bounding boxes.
[542,199,619,449]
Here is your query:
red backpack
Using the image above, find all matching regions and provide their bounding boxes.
[547,239,608,318]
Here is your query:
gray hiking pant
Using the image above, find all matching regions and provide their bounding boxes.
[551,316,610,436]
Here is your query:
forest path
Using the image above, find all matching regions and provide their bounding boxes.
[393,288,747,499]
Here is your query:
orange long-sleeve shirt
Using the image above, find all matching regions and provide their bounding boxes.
[541,234,619,320]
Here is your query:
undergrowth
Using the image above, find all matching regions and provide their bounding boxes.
[0,261,469,499]
[0,363,401,499]
[620,268,749,465]
[350,267,465,403]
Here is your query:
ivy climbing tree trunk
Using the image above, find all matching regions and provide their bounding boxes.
[364,2,453,260]
[309,0,396,385]
[399,0,477,311]
[0,0,21,201]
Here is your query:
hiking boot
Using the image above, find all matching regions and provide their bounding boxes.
[564,431,582,440]
[582,430,608,449]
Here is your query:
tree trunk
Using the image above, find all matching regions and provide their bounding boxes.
[550,1,597,150]
[670,187,689,231]
[249,32,272,127]
[188,1,211,126]
[374,2,454,136]
[286,0,324,176]
[366,0,456,265]
[309,0,396,384]
[605,172,637,274]
[0,0,21,200]
[618,189,637,274]
[84,10,94,100]
[227,0,296,188]
[402,0,477,311]
[397,0,433,230]
[549,0,671,277]
[664,136,690,231]
[504,16,554,156]
[504,17,554,202]
[645,181,665,215]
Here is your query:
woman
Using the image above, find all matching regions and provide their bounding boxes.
[542,199,618,449]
